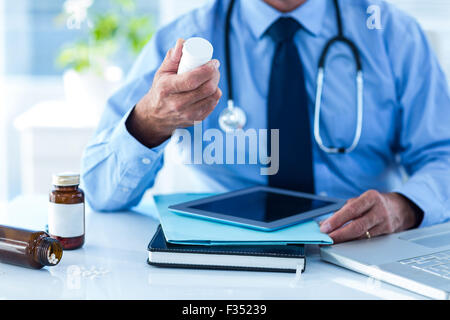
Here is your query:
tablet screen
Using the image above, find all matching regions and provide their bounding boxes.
[190,190,333,223]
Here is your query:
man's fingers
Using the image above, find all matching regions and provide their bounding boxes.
[172,60,220,93]
[363,224,388,240]
[175,88,222,127]
[171,70,220,107]
[320,190,380,234]
[187,88,222,121]
[328,210,382,244]
[158,39,185,74]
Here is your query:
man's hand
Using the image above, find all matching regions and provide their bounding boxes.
[126,39,222,148]
[320,190,422,244]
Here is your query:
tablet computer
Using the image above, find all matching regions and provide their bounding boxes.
[168,186,345,231]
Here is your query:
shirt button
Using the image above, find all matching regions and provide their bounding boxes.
[319,191,328,197]
[142,158,151,165]
[122,187,129,193]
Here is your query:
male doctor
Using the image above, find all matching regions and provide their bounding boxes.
[81,0,450,243]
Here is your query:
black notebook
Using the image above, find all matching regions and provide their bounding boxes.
[147,225,305,273]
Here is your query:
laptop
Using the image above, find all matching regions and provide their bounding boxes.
[320,221,450,300]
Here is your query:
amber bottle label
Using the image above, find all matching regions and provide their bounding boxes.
[48,203,85,238]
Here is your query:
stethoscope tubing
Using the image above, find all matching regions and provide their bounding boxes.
[314,68,364,154]
[224,0,237,110]
[223,0,364,154]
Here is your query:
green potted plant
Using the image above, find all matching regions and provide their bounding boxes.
[56,0,155,116]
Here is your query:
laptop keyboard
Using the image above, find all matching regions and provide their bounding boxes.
[399,250,450,280]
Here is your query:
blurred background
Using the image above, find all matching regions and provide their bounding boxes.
[0,0,449,205]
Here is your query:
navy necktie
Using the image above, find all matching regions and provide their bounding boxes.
[266,17,315,193]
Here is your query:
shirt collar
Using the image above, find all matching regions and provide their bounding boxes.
[239,0,328,39]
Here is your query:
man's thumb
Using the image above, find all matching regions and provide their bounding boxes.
[159,39,184,73]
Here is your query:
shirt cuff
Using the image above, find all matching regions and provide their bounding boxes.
[394,178,446,228]
[108,107,168,190]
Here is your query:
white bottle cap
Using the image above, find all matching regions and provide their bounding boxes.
[177,37,213,75]
[52,172,80,186]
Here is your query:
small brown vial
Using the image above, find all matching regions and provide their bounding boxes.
[49,173,85,250]
[0,225,63,269]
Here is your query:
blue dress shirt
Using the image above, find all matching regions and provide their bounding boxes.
[81,0,450,227]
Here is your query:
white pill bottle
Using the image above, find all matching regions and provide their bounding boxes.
[177,37,214,75]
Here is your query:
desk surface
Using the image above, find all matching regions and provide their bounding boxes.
[0,195,425,300]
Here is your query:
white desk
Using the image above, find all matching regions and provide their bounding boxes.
[0,195,425,300]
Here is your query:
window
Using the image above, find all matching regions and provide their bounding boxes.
[3,0,159,76]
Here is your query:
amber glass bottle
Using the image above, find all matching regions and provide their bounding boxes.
[48,173,85,250]
[0,225,63,269]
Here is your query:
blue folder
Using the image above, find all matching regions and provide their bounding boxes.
[153,193,333,245]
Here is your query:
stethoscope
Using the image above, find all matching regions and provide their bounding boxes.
[218,0,364,154]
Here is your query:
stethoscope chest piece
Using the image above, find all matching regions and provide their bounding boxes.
[218,99,247,132]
